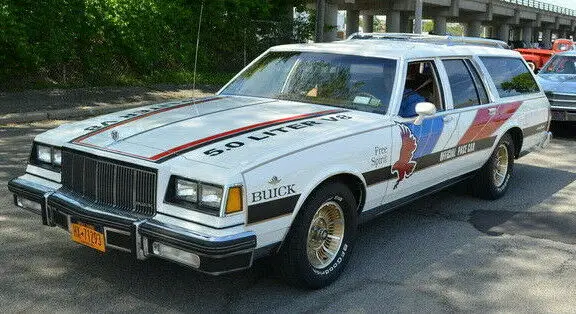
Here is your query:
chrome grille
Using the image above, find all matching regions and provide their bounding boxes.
[61,150,157,216]
[547,92,576,109]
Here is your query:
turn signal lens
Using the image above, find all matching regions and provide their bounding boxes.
[225,186,243,214]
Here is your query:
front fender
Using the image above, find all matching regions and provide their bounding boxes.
[291,166,367,220]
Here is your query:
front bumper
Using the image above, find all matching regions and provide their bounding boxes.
[551,108,576,121]
[8,177,256,275]
[539,131,552,149]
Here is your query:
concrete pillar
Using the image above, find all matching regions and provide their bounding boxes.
[386,10,401,33]
[513,28,522,41]
[324,3,338,42]
[523,25,533,44]
[467,20,483,37]
[543,28,552,48]
[315,0,325,42]
[346,10,359,37]
[433,16,447,35]
[498,24,510,42]
[400,13,413,33]
[364,15,374,33]
[414,0,423,34]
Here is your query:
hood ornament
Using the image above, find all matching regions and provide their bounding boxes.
[111,130,120,141]
[268,176,281,185]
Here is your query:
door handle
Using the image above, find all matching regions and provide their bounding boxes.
[443,116,454,123]
[488,107,497,116]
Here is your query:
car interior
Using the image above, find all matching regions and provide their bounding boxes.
[400,61,443,117]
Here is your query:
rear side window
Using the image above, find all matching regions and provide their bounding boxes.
[442,59,481,109]
[480,57,540,98]
[465,59,489,104]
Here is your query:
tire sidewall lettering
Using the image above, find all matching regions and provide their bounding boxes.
[312,243,348,276]
[309,193,351,277]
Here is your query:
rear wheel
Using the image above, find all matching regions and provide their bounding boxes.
[278,182,357,289]
[472,133,515,200]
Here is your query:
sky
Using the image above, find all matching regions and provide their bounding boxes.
[540,0,576,11]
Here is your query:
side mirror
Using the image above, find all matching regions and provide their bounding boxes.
[413,102,436,125]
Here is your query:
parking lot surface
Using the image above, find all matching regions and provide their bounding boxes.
[1,121,575,313]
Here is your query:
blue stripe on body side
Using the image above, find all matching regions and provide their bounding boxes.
[407,116,444,159]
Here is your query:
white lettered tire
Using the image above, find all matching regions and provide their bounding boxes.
[473,133,515,200]
[278,182,357,289]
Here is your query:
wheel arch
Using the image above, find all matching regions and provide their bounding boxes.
[294,170,367,219]
[276,170,367,250]
[506,126,523,158]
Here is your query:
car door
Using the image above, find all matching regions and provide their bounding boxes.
[439,58,499,175]
[382,59,461,203]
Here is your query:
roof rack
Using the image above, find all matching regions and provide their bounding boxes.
[347,32,510,49]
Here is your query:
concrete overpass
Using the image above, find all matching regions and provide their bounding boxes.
[310,0,576,47]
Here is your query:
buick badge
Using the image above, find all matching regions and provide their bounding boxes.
[111,130,119,141]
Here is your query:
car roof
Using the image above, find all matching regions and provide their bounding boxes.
[270,40,521,60]
[346,32,510,49]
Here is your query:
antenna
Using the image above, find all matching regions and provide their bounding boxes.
[192,1,204,112]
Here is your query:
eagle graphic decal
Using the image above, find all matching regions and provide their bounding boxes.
[391,123,418,189]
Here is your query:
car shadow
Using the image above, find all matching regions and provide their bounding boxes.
[550,121,576,141]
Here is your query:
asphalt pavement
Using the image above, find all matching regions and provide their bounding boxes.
[1,121,575,313]
[0,85,217,124]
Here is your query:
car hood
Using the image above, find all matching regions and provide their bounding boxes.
[39,95,388,169]
[537,74,576,93]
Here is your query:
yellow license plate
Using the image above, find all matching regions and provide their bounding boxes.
[71,222,106,252]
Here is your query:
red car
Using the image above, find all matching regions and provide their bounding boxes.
[516,39,575,71]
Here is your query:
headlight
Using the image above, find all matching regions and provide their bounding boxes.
[31,143,62,170]
[200,184,223,209]
[175,179,198,203]
[53,148,62,166]
[170,177,224,215]
[36,145,52,164]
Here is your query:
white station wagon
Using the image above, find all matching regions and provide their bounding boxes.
[9,39,552,288]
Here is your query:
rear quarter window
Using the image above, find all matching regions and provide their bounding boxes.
[479,57,540,98]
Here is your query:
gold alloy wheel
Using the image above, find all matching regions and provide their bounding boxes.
[493,143,509,188]
[306,201,345,269]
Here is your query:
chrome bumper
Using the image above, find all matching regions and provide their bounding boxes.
[8,177,257,275]
[551,108,576,121]
[539,131,552,149]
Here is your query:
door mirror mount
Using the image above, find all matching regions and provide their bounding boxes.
[413,102,437,125]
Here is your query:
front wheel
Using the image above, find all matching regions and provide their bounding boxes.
[472,133,515,200]
[278,182,357,289]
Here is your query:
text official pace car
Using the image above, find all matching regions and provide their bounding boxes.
[9,39,552,288]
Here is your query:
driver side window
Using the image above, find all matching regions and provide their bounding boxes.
[399,61,444,118]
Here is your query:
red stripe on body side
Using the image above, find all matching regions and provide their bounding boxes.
[72,97,223,143]
[458,101,521,145]
[149,109,343,161]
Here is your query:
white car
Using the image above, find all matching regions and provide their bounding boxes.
[9,40,552,288]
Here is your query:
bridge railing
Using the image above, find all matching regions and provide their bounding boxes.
[501,0,576,17]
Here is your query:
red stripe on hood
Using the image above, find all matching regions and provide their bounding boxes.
[73,96,223,143]
[149,109,344,161]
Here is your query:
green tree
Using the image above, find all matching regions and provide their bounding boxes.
[0,0,313,90]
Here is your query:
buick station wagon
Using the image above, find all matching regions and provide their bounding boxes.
[9,39,552,288]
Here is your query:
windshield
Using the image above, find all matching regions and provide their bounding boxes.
[220,52,397,114]
[541,55,576,74]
